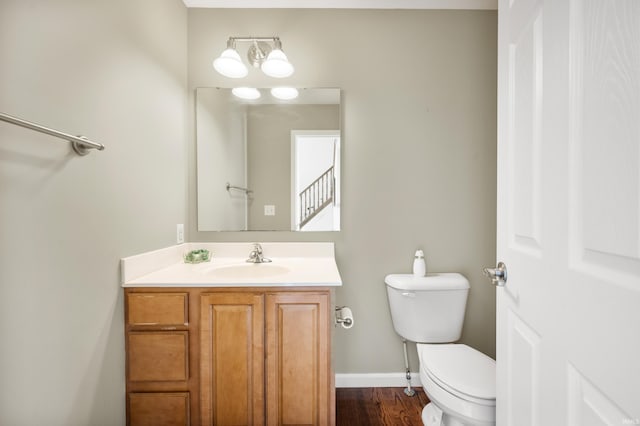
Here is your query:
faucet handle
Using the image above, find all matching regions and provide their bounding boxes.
[252,243,263,254]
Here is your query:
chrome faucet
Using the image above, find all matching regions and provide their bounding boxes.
[246,243,272,263]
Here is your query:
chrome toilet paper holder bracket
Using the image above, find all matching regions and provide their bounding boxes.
[335,306,353,328]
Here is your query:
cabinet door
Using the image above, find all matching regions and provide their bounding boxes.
[266,292,330,426]
[127,292,188,326]
[129,392,190,426]
[200,293,264,426]
[128,331,189,382]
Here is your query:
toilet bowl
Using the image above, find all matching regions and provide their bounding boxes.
[384,273,496,426]
[418,344,495,426]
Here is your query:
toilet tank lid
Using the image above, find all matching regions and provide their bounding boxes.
[384,273,470,291]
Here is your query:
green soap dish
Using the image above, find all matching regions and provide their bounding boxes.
[184,249,211,264]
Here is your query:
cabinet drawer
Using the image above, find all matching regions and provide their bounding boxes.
[127,292,188,326]
[129,392,190,426]
[128,331,189,382]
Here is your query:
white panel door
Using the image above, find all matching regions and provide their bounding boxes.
[496,0,640,425]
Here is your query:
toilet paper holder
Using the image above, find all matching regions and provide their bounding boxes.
[335,306,354,328]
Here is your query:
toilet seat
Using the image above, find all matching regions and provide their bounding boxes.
[418,344,496,405]
[420,367,496,425]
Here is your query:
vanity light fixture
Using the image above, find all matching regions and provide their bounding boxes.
[213,36,294,79]
[231,87,261,100]
[270,87,299,100]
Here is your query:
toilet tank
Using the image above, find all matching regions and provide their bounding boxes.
[385,273,470,343]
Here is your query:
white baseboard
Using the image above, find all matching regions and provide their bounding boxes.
[335,372,422,388]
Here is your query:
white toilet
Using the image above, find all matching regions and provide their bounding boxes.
[385,273,496,426]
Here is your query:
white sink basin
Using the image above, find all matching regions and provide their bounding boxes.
[205,263,291,279]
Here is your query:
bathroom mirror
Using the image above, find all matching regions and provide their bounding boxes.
[196,87,341,232]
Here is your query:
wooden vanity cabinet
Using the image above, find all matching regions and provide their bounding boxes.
[125,291,194,426]
[125,287,334,426]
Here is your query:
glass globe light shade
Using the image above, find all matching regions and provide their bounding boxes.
[232,87,261,100]
[270,87,299,100]
[213,48,248,78]
[261,49,294,78]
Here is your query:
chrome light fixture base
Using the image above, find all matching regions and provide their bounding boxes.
[247,41,272,68]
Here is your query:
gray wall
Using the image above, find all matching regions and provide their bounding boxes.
[0,1,187,424]
[247,104,340,230]
[188,9,498,373]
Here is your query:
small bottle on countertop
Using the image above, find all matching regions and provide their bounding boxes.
[413,249,426,277]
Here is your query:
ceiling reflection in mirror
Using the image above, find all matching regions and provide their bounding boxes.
[196,87,341,232]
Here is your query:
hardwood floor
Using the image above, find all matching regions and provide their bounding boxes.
[336,387,430,426]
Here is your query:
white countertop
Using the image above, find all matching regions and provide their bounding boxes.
[121,242,342,287]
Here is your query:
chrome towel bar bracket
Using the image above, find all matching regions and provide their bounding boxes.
[226,182,253,194]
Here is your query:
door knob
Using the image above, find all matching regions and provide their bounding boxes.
[483,262,507,286]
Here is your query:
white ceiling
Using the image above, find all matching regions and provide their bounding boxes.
[182,0,497,10]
